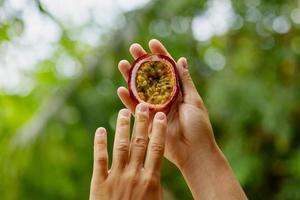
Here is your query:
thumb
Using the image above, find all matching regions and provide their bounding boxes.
[177,57,203,107]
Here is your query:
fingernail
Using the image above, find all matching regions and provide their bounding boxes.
[96,128,105,136]
[137,103,148,113]
[119,109,130,117]
[181,57,188,69]
[155,112,165,120]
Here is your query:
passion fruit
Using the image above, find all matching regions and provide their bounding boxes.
[128,54,180,112]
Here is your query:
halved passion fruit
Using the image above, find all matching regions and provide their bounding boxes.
[128,54,180,112]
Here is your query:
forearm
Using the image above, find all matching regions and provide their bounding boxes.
[180,144,247,200]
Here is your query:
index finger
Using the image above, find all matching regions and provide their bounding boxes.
[129,43,147,59]
[148,39,173,59]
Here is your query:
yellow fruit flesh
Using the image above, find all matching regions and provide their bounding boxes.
[136,61,175,105]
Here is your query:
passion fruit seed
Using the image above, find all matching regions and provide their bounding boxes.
[135,61,175,105]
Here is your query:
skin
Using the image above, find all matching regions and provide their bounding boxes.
[90,104,167,200]
[116,39,248,200]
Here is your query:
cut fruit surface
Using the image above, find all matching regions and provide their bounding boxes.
[128,54,179,112]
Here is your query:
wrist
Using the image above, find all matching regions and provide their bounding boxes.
[178,143,247,200]
[179,141,224,176]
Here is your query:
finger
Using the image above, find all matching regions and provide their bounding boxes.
[129,43,147,59]
[144,112,167,173]
[128,103,149,169]
[177,57,204,107]
[91,128,108,185]
[111,109,131,171]
[148,39,172,58]
[118,60,131,81]
[117,87,137,113]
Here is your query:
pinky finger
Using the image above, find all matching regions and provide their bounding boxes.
[117,87,137,113]
[91,128,108,185]
[118,60,131,81]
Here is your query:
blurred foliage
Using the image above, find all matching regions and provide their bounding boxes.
[1,0,300,199]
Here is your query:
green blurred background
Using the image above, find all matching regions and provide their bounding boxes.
[1,0,300,199]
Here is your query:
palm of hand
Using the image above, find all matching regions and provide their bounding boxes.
[164,99,214,168]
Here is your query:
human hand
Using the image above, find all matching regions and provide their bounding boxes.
[89,104,167,200]
[117,39,215,170]
[117,39,247,199]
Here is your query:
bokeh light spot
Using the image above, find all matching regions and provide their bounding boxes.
[204,48,226,71]
[291,8,300,24]
[272,16,291,34]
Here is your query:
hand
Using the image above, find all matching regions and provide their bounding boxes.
[89,104,167,200]
[117,39,247,199]
[117,39,215,170]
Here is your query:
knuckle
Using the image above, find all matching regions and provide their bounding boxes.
[132,137,147,149]
[125,171,138,184]
[194,98,204,108]
[182,70,191,80]
[118,117,130,127]
[142,175,158,187]
[116,140,129,152]
[136,113,149,123]
[95,140,106,150]
[96,155,107,166]
[150,142,164,155]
